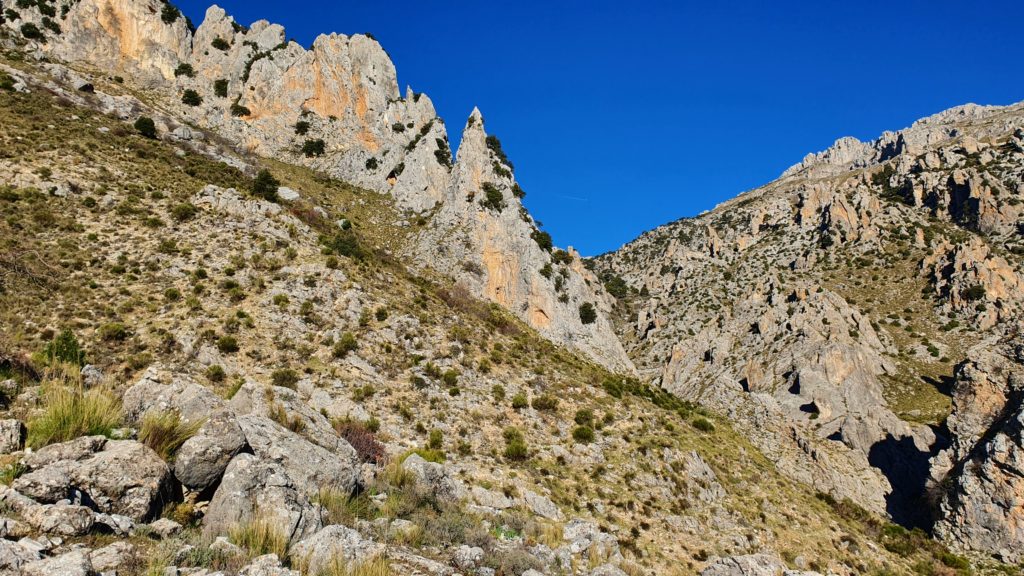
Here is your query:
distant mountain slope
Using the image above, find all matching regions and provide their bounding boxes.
[595,100,1024,561]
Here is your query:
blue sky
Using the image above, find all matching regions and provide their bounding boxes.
[176,0,1024,256]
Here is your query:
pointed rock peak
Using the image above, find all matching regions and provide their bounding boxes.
[463,107,486,135]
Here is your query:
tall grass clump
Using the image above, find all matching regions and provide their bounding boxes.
[27,376,121,449]
[229,515,290,559]
[139,411,204,461]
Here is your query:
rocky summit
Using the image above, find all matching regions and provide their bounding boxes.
[0,1,1019,575]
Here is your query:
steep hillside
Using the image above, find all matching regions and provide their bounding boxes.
[595,101,1024,564]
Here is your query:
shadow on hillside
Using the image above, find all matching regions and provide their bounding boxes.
[868,427,948,530]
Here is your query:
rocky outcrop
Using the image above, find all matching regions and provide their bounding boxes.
[416,110,632,371]
[930,340,1024,562]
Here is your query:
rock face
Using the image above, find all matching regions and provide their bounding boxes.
[8,0,629,371]
[595,100,1024,546]
[929,339,1024,562]
[415,110,633,371]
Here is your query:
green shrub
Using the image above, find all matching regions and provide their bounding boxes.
[531,394,558,412]
[574,409,594,426]
[295,120,310,135]
[181,89,202,106]
[251,169,280,202]
[480,183,505,212]
[211,37,230,51]
[271,368,299,389]
[217,335,239,354]
[39,329,85,366]
[320,230,365,260]
[511,392,528,410]
[20,22,43,41]
[161,3,181,24]
[441,369,459,387]
[503,427,528,461]
[174,63,194,78]
[572,425,595,444]
[531,230,553,252]
[139,411,203,461]
[230,102,251,117]
[302,139,326,157]
[206,365,225,383]
[98,322,128,342]
[171,202,197,222]
[486,134,513,170]
[963,284,985,301]
[333,332,358,358]
[428,429,443,450]
[134,116,157,139]
[491,384,506,401]
[27,385,121,449]
[578,303,597,325]
[164,287,181,301]
[213,79,228,98]
[692,417,714,432]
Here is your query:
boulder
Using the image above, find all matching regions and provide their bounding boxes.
[22,503,94,536]
[236,414,360,495]
[0,539,41,573]
[203,453,322,544]
[400,453,465,502]
[700,554,787,576]
[22,549,93,576]
[237,553,301,576]
[15,437,172,522]
[174,408,247,491]
[123,367,224,423]
[290,525,384,574]
[0,420,23,454]
[90,541,137,573]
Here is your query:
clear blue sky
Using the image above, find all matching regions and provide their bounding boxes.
[176,0,1024,256]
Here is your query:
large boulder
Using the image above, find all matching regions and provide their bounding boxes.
[203,453,322,544]
[22,503,94,536]
[22,549,93,576]
[290,525,384,574]
[700,554,787,576]
[236,414,360,495]
[122,367,224,423]
[14,437,172,522]
[400,453,466,502]
[174,408,247,492]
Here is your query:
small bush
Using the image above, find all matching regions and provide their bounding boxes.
[334,420,386,464]
[134,117,157,139]
[98,322,128,342]
[574,409,594,426]
[271,368,299,389]
[213,79,228,97]
[181,89,202,106]
[171,203,197,222]
[441,369,459,387]
[20,22,43,41]
[39,329,85,366]
[251,169,280,202]
[295,120,310,135]
[302,139,326,157]
[206,365,225,383]
[174,63,195,78]
[428,429,443,450]
[333,332,358,358]
[211,37,231,51]
[572,425,595,444]
[578,303,597,325]
[27,385,121,449]
[963,284,986,301]
[531,394,558,412]
[511,393,528,410]
[139,411,204,461]
[480,183,505,212]
[230,102,251,117]
[161,3,181,24]
[692,417,714,432]
[531,230,553,252]
[217,336,239,354]
[503,427,528,461]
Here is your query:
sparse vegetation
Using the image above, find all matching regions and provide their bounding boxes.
[139,411,204,461]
